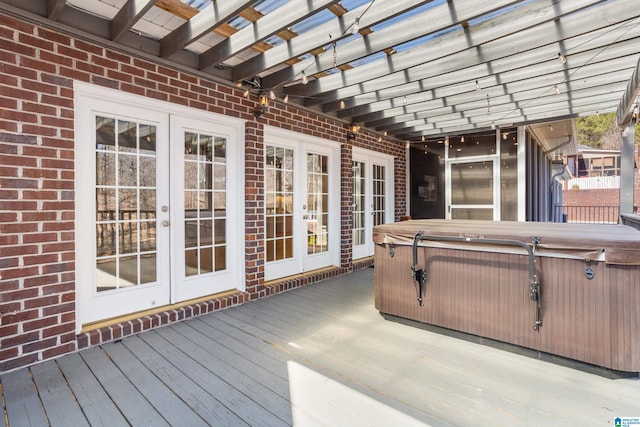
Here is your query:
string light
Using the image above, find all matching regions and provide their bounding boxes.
[283,94,289,103]
[558,52,567,64]
[340,100,346,109]
[269,90,276,100]
[554,85,561,95]
[351,17,360,35]
[301,71,308,85]
[475,80,481,91]
[243,89,250,98]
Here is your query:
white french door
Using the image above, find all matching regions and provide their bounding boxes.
[75,82,244,328]
[264,127,339,281]
[170,116,243,302]
[352,148,394,260]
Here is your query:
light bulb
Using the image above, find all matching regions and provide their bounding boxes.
[301,71,308,85]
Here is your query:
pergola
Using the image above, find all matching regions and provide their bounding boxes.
[2,0,639,208]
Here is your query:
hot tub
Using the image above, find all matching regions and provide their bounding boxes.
[373,219,640,372]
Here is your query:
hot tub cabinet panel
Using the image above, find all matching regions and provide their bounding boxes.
[373,220,640,373]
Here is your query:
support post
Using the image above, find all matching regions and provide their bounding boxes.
[619,122,636,216]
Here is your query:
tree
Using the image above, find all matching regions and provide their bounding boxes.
[576,112,640,149]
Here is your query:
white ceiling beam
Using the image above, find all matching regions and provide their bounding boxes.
[111,0,156,42]
[199,0,342,72]
[232,0,437,83]
[159,1,253,58]
[270,0,522,92]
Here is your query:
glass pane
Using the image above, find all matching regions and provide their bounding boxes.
[140,190,156,216]
[214,219,225,244]
[215,246,226,271]
[201,134,213,161]
[185,249,198,276]
[139,220,156,252]
[448,133,496,158]
[451,208,494,220]
[451,162,493,205]
[184,162,198,189]
[118,154,137,187]
[96,258,117,292]
[139,156,156,187]
[118,255,138,286]
[119,189,137,212]
[96,188,116,220]
[117,121,137,153]
[184,132,197,155]
[96,223,116,257]
[139,124,156,155]
[96,152,115,186]
[214,164,226,190]
[120,221,138,254]
[214,192,226,216]
[200,220,213,245]
[200,247,213,274]
[96,117,115,151]
[140,253,156,284]
[214,137,226,162]
[185,221,198,248]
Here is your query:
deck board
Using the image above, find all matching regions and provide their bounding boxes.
[1,269,640,427]
[56,353,129,427]
[101,341,209,427]
[2,369,48,427]
[30,361,89,427]
[80,346,170,427]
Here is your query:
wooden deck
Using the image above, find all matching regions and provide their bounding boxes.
[1,268,639,426]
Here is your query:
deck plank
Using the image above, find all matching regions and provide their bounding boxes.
[101,341,209,427]
[80,346,170,427]
[1,369,48,427]
[56,353,129,427]
[160,322,292,423]
[30,361,89,427]
[138,329,288,427]
[121,334,249,426]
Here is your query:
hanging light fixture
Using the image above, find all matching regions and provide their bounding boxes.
[253,94,269,119]
[347,120,360,140]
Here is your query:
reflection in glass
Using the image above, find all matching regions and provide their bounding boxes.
[95,116,157,292]
[307,153,329,255]
[451,208,494,220]
[451,162,493,205]
[183,131,226,277]
[372,165,386,227]
[352,161,366,247]
[96,152,116,186]
[118,121,138,153]
[118,154,137,187]
[265,145,295,262]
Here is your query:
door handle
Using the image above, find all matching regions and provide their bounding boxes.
[161,220,170,227]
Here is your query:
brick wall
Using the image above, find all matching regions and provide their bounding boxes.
[0,14,405,372]
[562,188,640,223]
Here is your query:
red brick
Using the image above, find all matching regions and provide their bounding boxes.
[1,308,39,325]
[23,316,58,332]
[37,27,71,45]
[23,336,57,353]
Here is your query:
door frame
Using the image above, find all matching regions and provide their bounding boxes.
[352,147,395,260]
[445,155,500,220]
[263,126,340,281]
[74,81,245,332]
